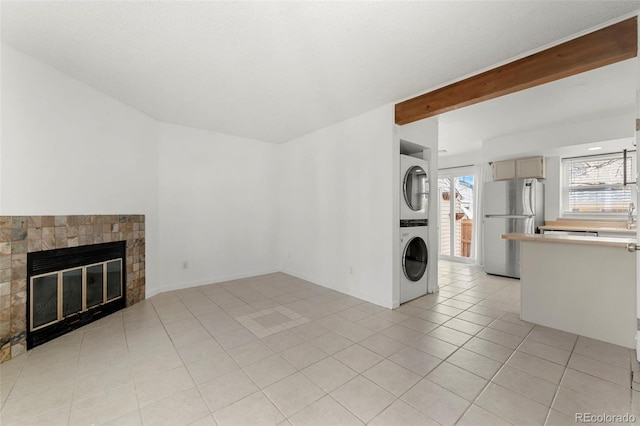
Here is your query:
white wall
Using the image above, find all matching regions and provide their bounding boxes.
[483,114,635,221]
[156,122,279,294]
[440,112,634,170]
[0,45,402,306]
[0,44,160,290]
[1,45,282,297]
[438,150,482,170]
[482,112,635,161]
[544,156,561,221]
[278,106,396,308]
[0,44,449,308]
[441,112,635,222]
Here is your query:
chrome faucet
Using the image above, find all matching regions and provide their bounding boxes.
[629,202,636,228]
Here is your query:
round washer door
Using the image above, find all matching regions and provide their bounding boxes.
[402,236,428,281]
[403,165,428,211]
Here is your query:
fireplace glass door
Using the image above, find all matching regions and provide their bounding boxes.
[86,264,104,309]
[30,259,123,332]
[32,274,58,329]
[107,260,122,300]
[62,268,82,317]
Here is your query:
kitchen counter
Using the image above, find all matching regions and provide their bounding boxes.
[503,232,636,348]
[503,232,634,248]
[539,220,636,235]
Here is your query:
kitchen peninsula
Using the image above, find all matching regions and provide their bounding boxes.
[503,233,636,348]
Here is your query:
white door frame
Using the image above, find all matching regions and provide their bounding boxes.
[438,166,476,263]
[635,12,640,362]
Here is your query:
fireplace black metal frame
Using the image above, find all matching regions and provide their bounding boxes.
[26,241,127,349]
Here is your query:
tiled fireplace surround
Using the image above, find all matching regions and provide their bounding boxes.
[0,215,145,362]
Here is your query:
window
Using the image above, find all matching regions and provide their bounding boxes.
[562,151,635,215]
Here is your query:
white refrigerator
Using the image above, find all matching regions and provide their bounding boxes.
[483,178,544,278]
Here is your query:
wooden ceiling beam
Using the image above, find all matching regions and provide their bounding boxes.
[395,17,638,125]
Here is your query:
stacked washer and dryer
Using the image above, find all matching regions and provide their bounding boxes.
[400,154,430,304]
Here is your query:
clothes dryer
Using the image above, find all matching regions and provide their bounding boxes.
[400,224,429,303]
[400,154,429,220]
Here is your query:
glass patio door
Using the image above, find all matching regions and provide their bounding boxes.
[438,171,475,262]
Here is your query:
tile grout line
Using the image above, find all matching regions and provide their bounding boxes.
[207,283,298,422]
[386,310,511,423]
[133,298,168,424]
[452,315,539,425]
[0,340,32,413]
[390,269,523,424]
[188,288,293,423]
[6,264,635,425]
[186,281,380,423]
[542,335,579,426]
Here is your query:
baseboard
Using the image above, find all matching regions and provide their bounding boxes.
[145,268,393,310]
[145,268,281,298]
[280,268,393,309]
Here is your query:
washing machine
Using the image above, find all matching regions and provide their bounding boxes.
[400,154,429,220]
[400,225,429,304]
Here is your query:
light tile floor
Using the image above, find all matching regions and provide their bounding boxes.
[1,260,638,425]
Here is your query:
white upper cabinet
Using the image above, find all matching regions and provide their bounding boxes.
[492,160,516,181]
[492,156,546,181]
[516,156,546,179]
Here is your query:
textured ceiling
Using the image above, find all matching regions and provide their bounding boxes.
[1,1,639,143]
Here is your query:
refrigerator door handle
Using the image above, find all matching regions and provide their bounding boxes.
[521,180,534,215]
[525,216,535,234]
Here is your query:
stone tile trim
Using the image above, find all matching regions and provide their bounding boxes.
[0,215,145,363]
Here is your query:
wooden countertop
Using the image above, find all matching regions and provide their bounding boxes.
[503,233,635,248]
[539,220,636,235]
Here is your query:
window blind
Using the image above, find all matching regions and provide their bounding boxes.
[562,152,635,214]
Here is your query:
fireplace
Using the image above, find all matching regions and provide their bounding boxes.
[0,215,145,363]
[27,241,126,349]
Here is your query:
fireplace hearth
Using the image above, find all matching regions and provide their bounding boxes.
[27,241,126,349]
